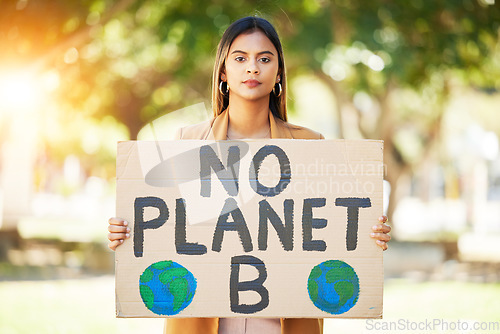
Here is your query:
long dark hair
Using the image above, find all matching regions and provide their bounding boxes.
[212,16,287,121]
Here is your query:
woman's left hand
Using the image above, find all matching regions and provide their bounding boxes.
[371,216,391,251]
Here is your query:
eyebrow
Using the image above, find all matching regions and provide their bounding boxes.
[230,50,275,56]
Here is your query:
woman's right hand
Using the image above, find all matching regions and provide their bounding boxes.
[108,217,130,251]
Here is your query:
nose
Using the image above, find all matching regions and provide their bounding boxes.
[246,59,259,74]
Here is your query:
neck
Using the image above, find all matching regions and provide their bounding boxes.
[226,96,270,139]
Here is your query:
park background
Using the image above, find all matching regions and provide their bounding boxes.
[0,0,499,333]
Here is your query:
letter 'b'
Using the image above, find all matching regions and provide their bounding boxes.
[230,255,269,314]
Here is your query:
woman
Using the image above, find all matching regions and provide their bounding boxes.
[108,16,391,334]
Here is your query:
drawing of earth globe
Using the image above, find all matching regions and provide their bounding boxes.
[307,260,359,314]
[139,260,197,315]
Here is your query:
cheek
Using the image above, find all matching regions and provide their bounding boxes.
[224,68,239,85]
[265,67,280,85]
[266,64,279,80]
[225,61,241,75]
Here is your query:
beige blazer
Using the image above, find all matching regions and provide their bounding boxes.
[166,109,324,334]
[174,108,324,140]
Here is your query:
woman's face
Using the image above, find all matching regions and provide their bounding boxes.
[222,30,280,103]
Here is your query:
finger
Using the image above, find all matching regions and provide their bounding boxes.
[372,224,391,233]
[108,239,124,251]
[108,217,128,226]
[378,216,388,223]
[371,232,391,242]
[108,232,130,242]
[108,225,130,233]
[376,240,388,251]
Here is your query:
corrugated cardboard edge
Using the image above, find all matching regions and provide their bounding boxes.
[115,141,133,318]
[115,258,122,317]
[116,141,137,180]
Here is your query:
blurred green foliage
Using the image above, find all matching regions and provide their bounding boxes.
[2,0,498,135]
[1,0,499,215]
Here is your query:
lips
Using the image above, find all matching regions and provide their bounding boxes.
[243,79,261,88]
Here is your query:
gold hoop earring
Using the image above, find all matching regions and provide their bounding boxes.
[219,81,228,95]
[273,82,282,97]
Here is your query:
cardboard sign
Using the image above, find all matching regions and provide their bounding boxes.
[115,139,384,318]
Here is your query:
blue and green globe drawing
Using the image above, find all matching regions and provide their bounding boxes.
[307,260,359,314]
[139,260,197,315]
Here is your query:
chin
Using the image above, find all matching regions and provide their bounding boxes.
[234,91,272,101]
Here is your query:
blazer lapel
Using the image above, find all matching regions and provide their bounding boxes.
[208,109,229,140]
[270,111,293,139]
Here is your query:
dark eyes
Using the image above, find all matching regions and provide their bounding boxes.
[234,56,271,63]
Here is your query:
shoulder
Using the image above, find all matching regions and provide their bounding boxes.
[279,119,324,140]
[174,118,215,140]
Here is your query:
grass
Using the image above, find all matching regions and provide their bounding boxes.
[325,279,500,333]
[0,276,164,334]
[383,279,500,320]
[0,276,499,334]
